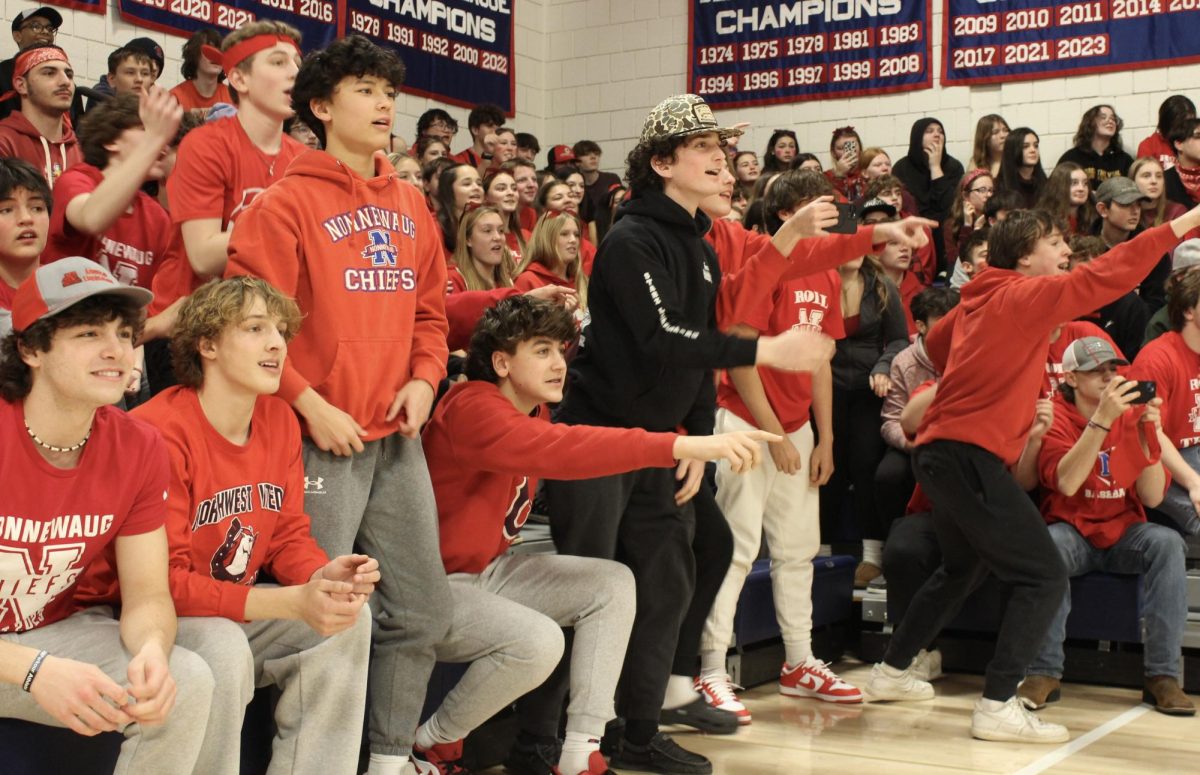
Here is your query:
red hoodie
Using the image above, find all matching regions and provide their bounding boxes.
[1037,392,1162,549]
[0,112,80,188]
[226,152,449,441]
[423,381,678,574]
[918,224,1179,464]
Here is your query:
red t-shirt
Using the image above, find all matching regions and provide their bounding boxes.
[0,401,167,632]
[718,269,844,432]
[1044,321,1120,398]
[44,163,171,289]
[121,387,327,620]
[1137,132,1177,171]
[151,118,306,313]
[1038,393,1161,549]
[169,80,233,112]
[1131,330,1200,449]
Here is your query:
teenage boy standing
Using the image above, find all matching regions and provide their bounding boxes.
[0,44,80,188]
[867,202,1200,742]
[226,36,448,775]
[453,102,505,171]
[0,258,212,771]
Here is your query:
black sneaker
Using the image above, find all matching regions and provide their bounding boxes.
[659,697,738,735]
[608,733,712,775]
[600,717,624,759]
[503,738,562,775]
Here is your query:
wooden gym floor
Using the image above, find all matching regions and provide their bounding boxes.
[480,659,1199,775]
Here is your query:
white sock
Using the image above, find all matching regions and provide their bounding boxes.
[784,643,813,668]
[862,539,883,567]
[978,697,1006,712]
[817,544,832,557]
[366,753,408,775]
[558,730,600,775]
[699,650,726,677]
[414,713,453,751]
[662,673,701,710]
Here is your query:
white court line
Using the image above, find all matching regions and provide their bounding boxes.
[1011,704,1150,775]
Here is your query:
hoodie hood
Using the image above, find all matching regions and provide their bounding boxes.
[957,265,1022,315]
[282,148,398,193]
[0,111,78,189]
[905,117,945,170]
[619,189,712,238]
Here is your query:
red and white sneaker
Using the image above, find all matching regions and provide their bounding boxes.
[779,659,864,704]
[695,672,752,724]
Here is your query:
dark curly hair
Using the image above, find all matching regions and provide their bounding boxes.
[293,35,406,146]
[0,158,51,211]
[624,135,691,196]
[78,93,141,169]
[0,295,143,402]
[180,28,223,81]
[467,102,505,131]
[464,295,577,384]
[762,169,833,235]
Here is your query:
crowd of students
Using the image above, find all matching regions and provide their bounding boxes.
[0,8,1198,775]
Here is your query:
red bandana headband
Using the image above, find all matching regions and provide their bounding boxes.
[960,167,992,194]
[1,47,70,102]
[201,34,298,74]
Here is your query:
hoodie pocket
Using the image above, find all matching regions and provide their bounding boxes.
[317,338,405,430]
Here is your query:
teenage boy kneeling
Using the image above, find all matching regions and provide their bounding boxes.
[1022,336,1191,716]
[158,277,375,772]
[419,295,780,775]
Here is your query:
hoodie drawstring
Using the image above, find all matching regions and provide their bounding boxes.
[37,134,65,189]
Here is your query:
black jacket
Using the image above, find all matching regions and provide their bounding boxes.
[1164,166,1197,210]
[1057,144,1133,190]
[557,190,756,435]
[831,265,909,391]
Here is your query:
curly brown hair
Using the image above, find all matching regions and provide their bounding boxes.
[169,276,302,389]
[78,93,141,169]
[464,295,576,383]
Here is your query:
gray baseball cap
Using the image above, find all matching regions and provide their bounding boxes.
[12,257,152,332]
[1172,238,1200,273]
[1061,336,1128,372]
[639,94,746,144]
[1095,176,1149,206]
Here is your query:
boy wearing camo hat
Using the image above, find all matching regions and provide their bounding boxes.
[510,94,843,775]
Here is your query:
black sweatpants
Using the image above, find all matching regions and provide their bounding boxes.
[525,467,696,730]
[883,440,1067,701]
[882,512,940,629]
[820,387,886,542]
[874,447,916,540]
[672,483,734,676]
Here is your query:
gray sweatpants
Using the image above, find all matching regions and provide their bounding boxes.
[176,601,372,775]
[302,433,452,756]
[0,606,213,775]
[430,553,635,740]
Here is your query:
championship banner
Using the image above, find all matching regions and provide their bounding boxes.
[117,0,337,52]
[943,0,1200,86]
[45,0,106,16]
[344,0,515,115]
[688,0,933,109]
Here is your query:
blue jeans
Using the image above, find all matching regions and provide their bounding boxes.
[1154,445,1200,536]
[1028,521,1188,681]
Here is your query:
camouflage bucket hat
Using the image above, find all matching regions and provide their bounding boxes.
[640,94,747,144]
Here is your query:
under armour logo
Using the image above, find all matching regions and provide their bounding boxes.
[304,477,325,493]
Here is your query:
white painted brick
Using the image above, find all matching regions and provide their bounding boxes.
[585,0,609,29]
[560,59,587,88]
[633,0,658,21]
[619,21,648,52]
[623,78,652,110]
[609,0,634,25]
[599,83,623,112]
[633,47,659,77]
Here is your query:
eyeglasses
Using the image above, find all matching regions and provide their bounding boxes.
[20,22,57,34]
[969,186,994,195]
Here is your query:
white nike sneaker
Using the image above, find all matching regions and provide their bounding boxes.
[971,696,1070,743]
[910,648,944,682]
[696,672,751,724]
[863,662,935,702]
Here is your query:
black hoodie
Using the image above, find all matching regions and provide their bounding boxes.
[892,117,964,224]
[557,189,757,435]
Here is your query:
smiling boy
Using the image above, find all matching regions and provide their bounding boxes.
[867,201,1200,743]
[225,35,448,775]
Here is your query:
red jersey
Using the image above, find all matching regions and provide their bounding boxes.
[918,224,1178,465]
[1038,393,1161,548]
[44,163,171,289]
[717,269,844,431]
[423,381,678,574]
[227,152,448,441]
[123,387,326,620]
[169,80,233,112]
[1131,330,1200,449]
[0,113,80,189]
[1044,321,1120,398]
[1137,132,1176,171]
[0,401,167,632]
[151,117,306,314]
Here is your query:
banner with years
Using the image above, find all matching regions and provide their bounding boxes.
[944,0,1200,86]
[688,0,933,109]
[344,0,515,115]
[117,0,337,51]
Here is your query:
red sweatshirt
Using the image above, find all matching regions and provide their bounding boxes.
[226,152,449,441]
[424,381,678,573]
[1037,393,1162,549]
[918,224,1179,464]
[114,388,327,620]
[0,112,80,188]
[513,260,566,292]
[1131,330,1200,449]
